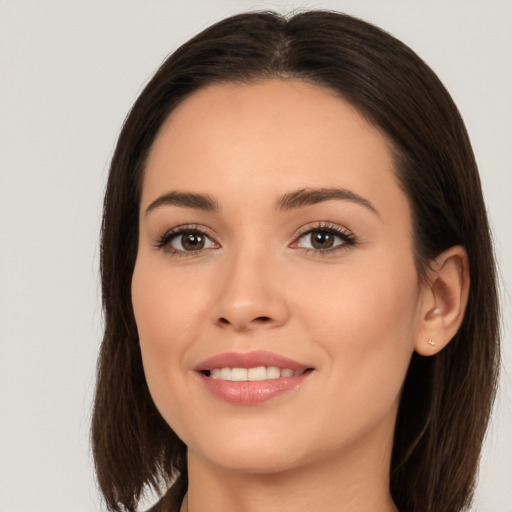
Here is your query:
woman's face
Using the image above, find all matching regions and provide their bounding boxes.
[132,80,428,475]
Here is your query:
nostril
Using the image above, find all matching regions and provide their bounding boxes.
[216,315,275,329]
[254,316,271,323]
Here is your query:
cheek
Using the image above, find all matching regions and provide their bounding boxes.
[302,243,420,334]
[294,253,419,412]
[299,255,419,337]
[131,255,208,348]
[130,257,204,412]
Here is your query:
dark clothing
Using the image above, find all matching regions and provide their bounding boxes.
[146,481,185,512]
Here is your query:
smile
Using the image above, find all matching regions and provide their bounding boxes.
[208,366,306,381]
[195,351,314,404]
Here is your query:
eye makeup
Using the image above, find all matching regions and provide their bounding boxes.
[153,223,219,257]
[153,220,357,258]
[290,221,357,256]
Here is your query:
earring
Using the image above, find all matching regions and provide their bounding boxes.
[428,338,436,347]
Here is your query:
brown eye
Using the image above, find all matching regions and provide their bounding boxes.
[293,225,355,253]
[310,231,335,249]
[170,231,214,252]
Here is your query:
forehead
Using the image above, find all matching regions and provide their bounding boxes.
[141,79,407,223]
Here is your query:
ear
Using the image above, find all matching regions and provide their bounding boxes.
[414,245,470,356]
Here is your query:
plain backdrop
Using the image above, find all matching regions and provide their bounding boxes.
[0,1,511,511]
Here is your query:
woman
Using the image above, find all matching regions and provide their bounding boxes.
[92,10,499,512]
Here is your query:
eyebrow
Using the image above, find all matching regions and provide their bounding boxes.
[276,187,379,215]
[144,187,378,216]
[145,191,219,215]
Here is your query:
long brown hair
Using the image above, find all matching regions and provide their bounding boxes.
[92,11,500,512]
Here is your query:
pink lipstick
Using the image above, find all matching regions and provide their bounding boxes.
[195,350,314,405]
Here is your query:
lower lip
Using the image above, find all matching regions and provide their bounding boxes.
[197,371,312,405]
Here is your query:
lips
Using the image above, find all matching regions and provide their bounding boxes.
[209,366,304,381]
[194,350,314,405]
[195,350,310,373]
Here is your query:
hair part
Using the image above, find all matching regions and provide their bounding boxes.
[92,10,499,512]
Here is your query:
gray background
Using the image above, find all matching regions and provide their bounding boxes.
[1,1,510,510]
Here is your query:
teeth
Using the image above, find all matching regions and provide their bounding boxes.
[231,368,247,381]
[220,367,231,380]
[209,366,304,381]
[210,368,223,379]
[248,366,266,381]
[266,366,280,379]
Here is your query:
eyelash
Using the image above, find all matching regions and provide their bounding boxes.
[154,224,218,257]
[154,222,357,257]
[292,222,357,256]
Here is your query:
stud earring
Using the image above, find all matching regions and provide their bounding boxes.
[428,338,436,347]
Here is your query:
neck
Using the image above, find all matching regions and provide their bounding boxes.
[183,427,398,512]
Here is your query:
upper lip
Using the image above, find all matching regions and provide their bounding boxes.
[194,350,312,372]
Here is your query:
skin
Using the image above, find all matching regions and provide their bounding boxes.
[131,79,469,512]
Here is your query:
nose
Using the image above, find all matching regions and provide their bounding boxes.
[211,251,290,332]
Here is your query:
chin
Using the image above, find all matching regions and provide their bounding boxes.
[185,421,313,474]
[202,445,307,475]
